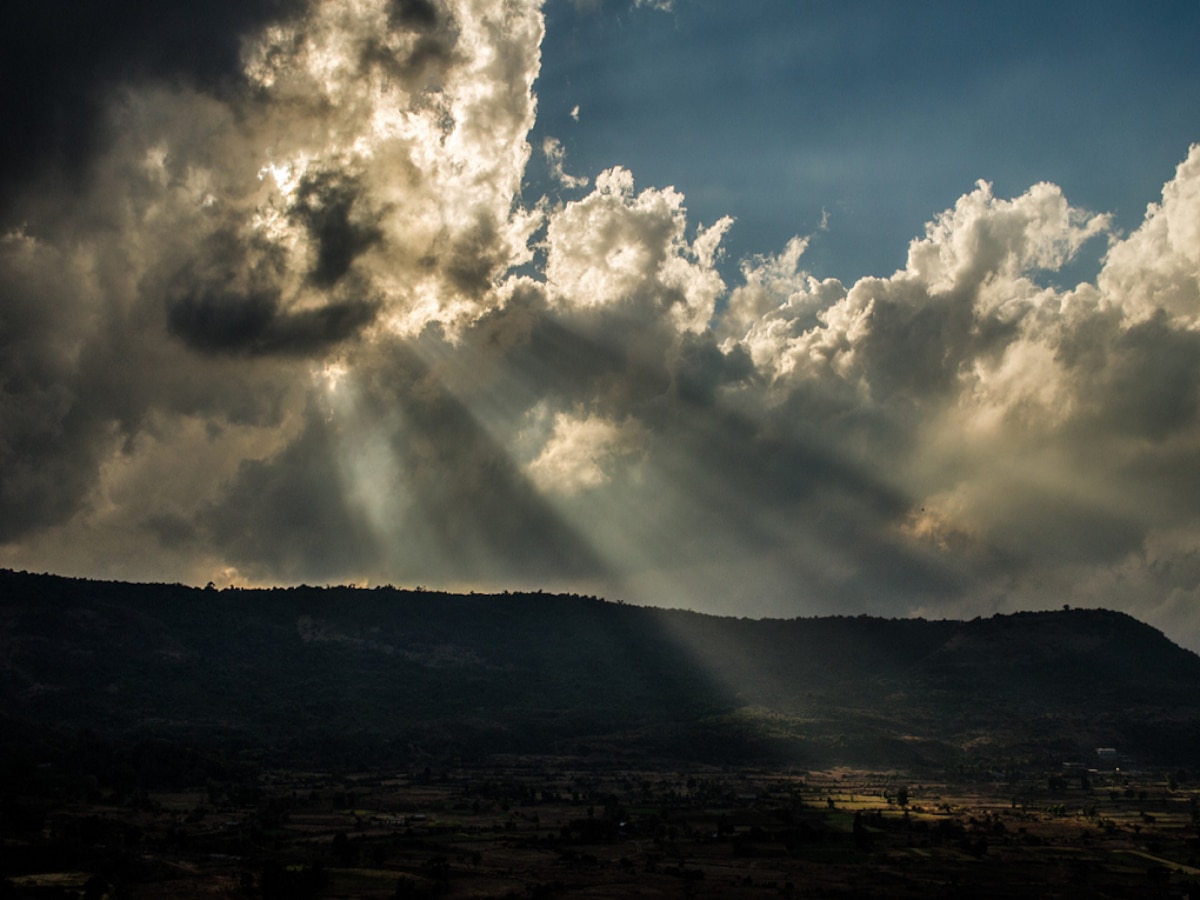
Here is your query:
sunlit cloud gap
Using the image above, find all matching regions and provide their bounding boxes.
[316,341,609,590]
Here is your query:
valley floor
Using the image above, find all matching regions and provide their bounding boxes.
[5,758,1200,898]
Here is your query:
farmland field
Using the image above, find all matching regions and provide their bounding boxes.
[7,758,1200,898]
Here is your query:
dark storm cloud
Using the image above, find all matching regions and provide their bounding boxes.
[1061,310,1200,441]
[0,0,545,562]
[289,171,384,289]
[166,288,379,356]
[0,225,303,544]
[671,334,755,407]
[389,0,440,32]
[0,0,302,212]
[441,215,510,297]
[0,231,133,541]
[367,33,459,87]
[160,219,380,356]
[141,513,198,550]
[0,401,104,543]
[857,291,980,402]
[360,0,459,95]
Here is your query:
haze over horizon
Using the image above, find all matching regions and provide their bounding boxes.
[3,1,1200,650]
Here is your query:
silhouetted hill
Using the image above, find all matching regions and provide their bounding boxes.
[3,569,1199,770]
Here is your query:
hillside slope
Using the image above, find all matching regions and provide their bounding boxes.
[3,569,1199,768]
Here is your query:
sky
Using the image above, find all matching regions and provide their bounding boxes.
[3,1,1200,648]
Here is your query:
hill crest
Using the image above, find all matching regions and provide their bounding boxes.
[2,568,1198,768]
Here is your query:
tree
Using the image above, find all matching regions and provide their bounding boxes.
[331,830,352,866]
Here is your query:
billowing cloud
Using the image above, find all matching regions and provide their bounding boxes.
[722,148,1200,636]
[3,0,1200,649]
[545,167,732,333]
[526,411,647,496]
[1098,147,1200,326]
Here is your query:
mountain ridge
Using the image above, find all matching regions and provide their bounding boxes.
[3,568,1199,770]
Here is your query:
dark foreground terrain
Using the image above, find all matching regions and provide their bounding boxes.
[4,569,1200,896]
[5,757,1200,898]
